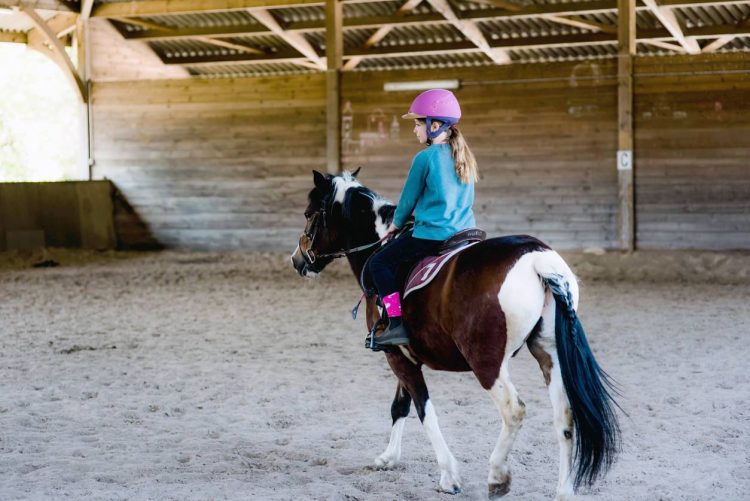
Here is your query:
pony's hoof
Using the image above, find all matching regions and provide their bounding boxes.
[374,455,397,470]
[488,481,511,498]
[438,484,462,495]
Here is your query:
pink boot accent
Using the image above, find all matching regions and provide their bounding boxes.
[382,292,402,317]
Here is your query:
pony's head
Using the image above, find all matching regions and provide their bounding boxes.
[291,167,378,278]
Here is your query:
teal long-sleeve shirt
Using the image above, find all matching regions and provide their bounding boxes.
[393,143,476,241]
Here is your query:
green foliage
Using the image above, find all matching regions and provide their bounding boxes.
[0,43,82,182]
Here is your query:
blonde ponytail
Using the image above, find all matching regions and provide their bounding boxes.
[448,125,478,184]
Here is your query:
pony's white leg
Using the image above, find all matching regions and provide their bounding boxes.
[383,355,460,494]
[422,399,462,494]
[375,385,410,469]
[375,418,406,469]
[487,362,526,498]
[548,351,575,501]
[529,295,574,501]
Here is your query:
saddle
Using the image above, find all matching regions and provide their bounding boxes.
[359,228,486,298]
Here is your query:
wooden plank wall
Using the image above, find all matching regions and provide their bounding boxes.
[89,19,189,82]
[0,181,116,250]
[342,62,620,250]
[91,75,327,250]
[90,54,749,251]
[634,54,750,250]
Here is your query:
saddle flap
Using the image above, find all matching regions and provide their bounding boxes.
[403,241,480,298]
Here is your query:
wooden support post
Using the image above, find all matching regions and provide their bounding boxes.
[617,0,635,251]
[77,0,94,179]
[326,0,342,174]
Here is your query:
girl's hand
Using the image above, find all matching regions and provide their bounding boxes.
[385,223,399,240]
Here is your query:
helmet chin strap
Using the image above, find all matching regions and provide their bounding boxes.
[425,117,454,144]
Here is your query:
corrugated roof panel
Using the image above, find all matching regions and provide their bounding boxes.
[188,62,316,77]
[678,4,750,28]
[141,11,261,30]
[479,17,585,39]
[273,5,326,24]
[354,51,492,71]
[303,27,378,50]
[379,23,466,47]
[513,42,617,63]
[151,34,292,59]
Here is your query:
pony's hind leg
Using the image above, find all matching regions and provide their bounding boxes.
[527,296,574,501]
[486,361,526,498]
[374,384,410,469]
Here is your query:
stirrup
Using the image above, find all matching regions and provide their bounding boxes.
[365,318,394,352]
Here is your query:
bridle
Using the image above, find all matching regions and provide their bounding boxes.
[299,196,388,265]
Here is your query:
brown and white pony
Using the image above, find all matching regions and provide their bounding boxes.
[291,170,621,500]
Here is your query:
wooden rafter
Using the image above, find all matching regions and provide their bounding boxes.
[641,0,701,54]
[639,38,687,52]
[0,30,27,43]
[427,0,511,64]
[344,0,422,71]
[21,6,86,102]
[0,0,74,12]
[542,14,618,34]
[80,0,94,20]
[155,21,750,66]
[114,1,633,41]
[250,8,326,69]
[700,34,735,52]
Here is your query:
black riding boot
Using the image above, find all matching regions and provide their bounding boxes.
[376,316,410,346]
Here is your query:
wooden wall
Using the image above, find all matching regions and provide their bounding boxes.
[90,54,749,251]
[0,181,116,250]
[91,75,326,250]
[634,54,750,250]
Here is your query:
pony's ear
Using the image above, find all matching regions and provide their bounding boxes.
[312,170,328,191]
[351,166,362,178]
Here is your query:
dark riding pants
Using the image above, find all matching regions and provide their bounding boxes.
[369,230,441,298]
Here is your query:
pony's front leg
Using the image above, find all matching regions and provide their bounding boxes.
[375,384,411,469]
[385,353,462,494]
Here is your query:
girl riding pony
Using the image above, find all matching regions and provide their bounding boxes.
[369,89,479,347]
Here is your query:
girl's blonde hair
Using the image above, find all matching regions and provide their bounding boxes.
[448,125,478,184]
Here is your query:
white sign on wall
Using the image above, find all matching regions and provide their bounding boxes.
[617,150,633,171]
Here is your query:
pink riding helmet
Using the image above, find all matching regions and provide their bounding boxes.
[402,88,461,123]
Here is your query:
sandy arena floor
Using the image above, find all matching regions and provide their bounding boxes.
[0,250,748,500]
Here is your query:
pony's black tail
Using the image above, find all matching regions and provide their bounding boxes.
[543,274,621,490]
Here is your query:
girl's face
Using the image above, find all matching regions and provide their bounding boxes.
[413,120,428,144]
[413,119,444,144]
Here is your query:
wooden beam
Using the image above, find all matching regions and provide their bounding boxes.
[326,0,342,173]
[701,35,736,52]
[658,0,750,6]
[617,0,635,251]
[92,0,325,18]
[159,23,750,65]
[427,0,511,64]
[0,0,75,12]
[344,0,422,71]
[0,30,27,43]
[639,38,687,52]
[542,14,618,34]
[642,0,700,54]
[116,1,627,41]
[22,7,87,102]
[80,0,94,20]
[251,8,325,69]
